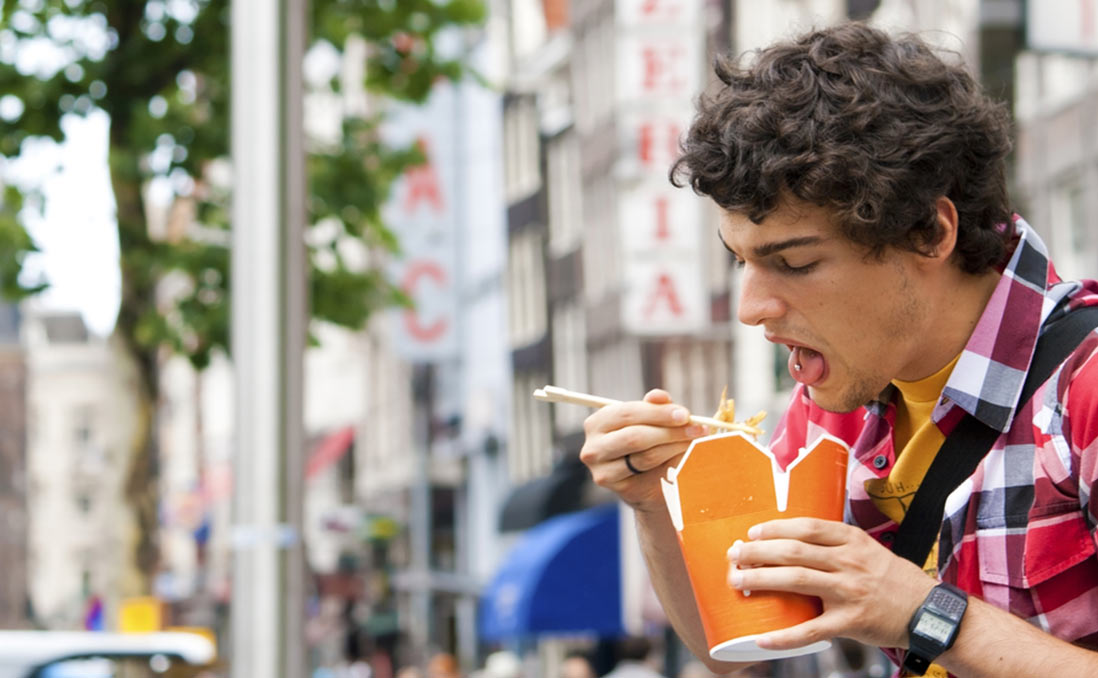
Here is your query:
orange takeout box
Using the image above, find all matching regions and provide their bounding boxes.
[661,432,849,661]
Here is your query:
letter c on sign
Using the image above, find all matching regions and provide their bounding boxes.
[401,259,449,342]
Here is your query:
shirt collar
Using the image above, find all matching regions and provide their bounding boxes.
[939,217,1058,432]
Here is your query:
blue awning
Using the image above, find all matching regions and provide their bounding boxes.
[479,503,622,640]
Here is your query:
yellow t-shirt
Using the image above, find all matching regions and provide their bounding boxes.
[864,354,961,678]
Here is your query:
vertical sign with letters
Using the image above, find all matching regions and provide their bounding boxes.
[383,83,460,361]
[615,0,708,335]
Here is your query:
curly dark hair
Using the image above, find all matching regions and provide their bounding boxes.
[670,22,1014,274]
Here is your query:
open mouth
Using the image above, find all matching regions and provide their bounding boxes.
[787,344,828,386]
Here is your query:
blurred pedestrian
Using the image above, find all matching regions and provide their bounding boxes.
[678,659,769,678]
[338,655,372,678]
[482,651,522,678]
[427,653,461,678]
[559,652,596,678]
[602,636,664,678]
[395,665,424,678]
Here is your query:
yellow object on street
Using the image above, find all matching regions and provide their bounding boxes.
[118,596,163,633]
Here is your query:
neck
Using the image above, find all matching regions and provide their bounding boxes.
[903,267,1001,381]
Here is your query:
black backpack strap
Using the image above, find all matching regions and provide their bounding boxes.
[891,305,1098,566]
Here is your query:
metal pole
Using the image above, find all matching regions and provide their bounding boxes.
[230,0,307,676]
[410,364,433,661]
[451,65,477,673]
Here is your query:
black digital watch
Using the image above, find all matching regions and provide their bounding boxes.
[902,582,968,675]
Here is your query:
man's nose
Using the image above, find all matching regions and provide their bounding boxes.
[736,264,785,326]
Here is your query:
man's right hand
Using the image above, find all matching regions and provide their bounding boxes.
[579,388,709,513]
[580,389,751,673]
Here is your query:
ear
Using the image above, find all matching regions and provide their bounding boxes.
[929,196,959,263]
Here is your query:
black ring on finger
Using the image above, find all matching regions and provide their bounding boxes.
[624,454,644,475]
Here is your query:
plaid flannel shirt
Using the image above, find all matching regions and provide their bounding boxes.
[768,217,1098,672]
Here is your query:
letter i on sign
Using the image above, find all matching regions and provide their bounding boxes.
[654,196,670,241]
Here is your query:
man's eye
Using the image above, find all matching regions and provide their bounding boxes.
[776,258,818,274]
[732,257,746,269]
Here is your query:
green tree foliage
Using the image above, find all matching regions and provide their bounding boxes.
[0,0,485,594]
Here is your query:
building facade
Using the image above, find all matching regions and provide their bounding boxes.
[488,1,1031,677]
[1013,5,1098,277]
[491,0,741,672]
[22,310,136,629]
[0,304,28,628]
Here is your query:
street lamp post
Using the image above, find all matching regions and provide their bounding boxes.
[230,1,308,676]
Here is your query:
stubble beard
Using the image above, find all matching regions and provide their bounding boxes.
[810,263,924,413]
[809,367,887,413]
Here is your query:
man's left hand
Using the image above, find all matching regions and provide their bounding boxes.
[725,517,936,650]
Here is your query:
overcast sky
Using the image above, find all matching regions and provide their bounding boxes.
[9,109,120,337]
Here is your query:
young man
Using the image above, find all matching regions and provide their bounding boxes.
[579,22,1098,678]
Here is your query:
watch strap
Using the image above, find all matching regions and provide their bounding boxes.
[902,651,931,676]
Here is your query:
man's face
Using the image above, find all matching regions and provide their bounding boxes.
[719,200,930,412]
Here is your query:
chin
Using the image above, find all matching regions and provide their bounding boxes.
[807,384,873,414]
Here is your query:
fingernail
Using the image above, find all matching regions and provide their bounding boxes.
[733,569,751,597]
[726,539,742,562]
[728,569,743,588]
[748,524,761,540]
[685,424,706,437]
[670,407,689,424]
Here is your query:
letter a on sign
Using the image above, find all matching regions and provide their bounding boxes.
[403,137,444,215]
[643,272,685,318]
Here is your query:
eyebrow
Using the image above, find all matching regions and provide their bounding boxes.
[717,231,825,258]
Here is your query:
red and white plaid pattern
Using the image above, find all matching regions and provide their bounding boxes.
[768,217,1098,672]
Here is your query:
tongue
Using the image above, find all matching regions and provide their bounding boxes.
[789,346,826,386]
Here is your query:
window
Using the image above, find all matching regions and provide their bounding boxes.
[590,11,614,127]
[588,339,643,403]
[551,299,588,434]
[1050,179,1091,282]
[581,175,619,303]
[661,340,735,414]
[572,6,614,133]
[704,202,733,293]
[547,133,583,256]
[503,97,540,203]
[571,31,590,132]
[506,230,548,348]
[510,370,552,483]
[72,405,95,448]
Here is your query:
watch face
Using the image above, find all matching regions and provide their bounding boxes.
[914,612,954,645]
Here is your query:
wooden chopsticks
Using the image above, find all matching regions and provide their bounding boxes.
[531,385,763,436]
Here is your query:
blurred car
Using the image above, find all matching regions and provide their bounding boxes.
[0,631,215,678]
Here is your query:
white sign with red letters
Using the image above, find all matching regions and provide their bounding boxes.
[618,184,706,334]
[1028,0,1098,54]
[615,0,707,335]
[615,0,698,28]
[382,83,459,361]
[615,32,703,106]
